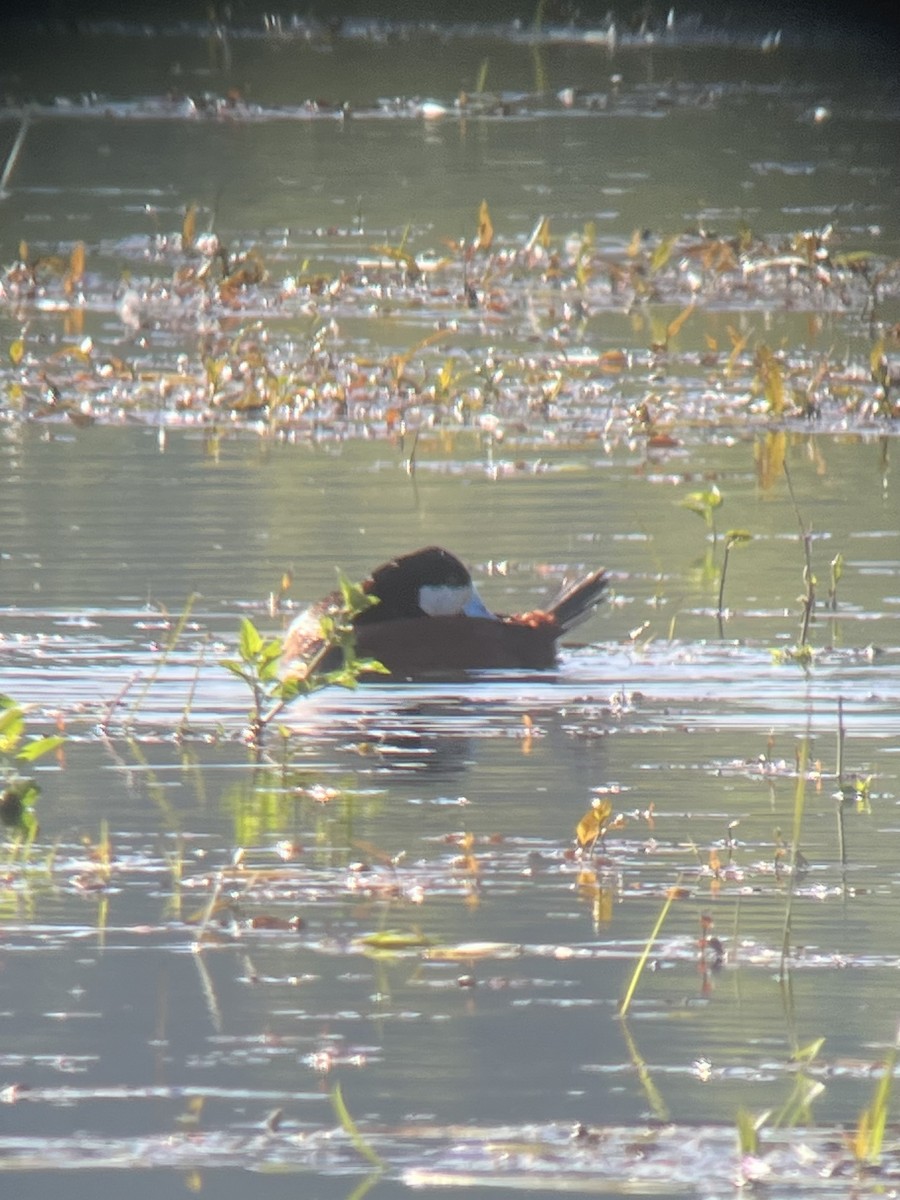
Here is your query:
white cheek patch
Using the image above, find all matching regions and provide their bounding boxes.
[419,583,472,616]
[419,583,499,620]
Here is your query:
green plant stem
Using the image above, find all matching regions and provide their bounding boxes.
[0,112,30,196]
[717,541,731,635]
[619,881,680,1017]
[779,740,809,982]
[128,593,201,723]
[177,633,208,739]
[782,462,815,646]
[405,427,420,477]
[866,1023,899,1164]
[331,1082,384,1169]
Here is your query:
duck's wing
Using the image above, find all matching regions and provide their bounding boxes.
[280,590,344,672]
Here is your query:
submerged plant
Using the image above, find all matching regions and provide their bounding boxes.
[222,572,387,747]
[0,695,64,840]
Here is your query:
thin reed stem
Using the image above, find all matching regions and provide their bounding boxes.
[127,592,201,723]
[779,739,809,981]
[0,113,30,196]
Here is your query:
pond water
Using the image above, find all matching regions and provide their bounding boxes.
[1,11,899,1198]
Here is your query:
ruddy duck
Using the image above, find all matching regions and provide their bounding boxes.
[282,545,607,677]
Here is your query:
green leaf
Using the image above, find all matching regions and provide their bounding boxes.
[273,678,303,701]
[682,486,722,512]
[359,930,432,949]
[681,498,709,518]
[792,1037,826,1064]
[338,570,378,617]
[0,708,25,752]
[16,734,65,763]
[257,641,284,682]
[735,1107,765,1156]
[0,704,24,734]
[238,617,264,662]
[680,485,722,530]
[356,658,390,676]
[17,808,39,840]
[261,638,283,662]
[322,669,361,691]
[331,1082,384,1169]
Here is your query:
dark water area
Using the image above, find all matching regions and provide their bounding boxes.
[5,0,899,43]
[0,9,899,1198]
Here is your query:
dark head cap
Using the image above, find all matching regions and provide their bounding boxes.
[361,547,473,621]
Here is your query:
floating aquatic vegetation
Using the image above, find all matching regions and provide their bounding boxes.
[2,206,897,446]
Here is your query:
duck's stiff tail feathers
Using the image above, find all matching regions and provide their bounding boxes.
[546,567,609,634]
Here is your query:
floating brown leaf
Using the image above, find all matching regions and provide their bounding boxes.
[666,302,695,341]
[755,343,786,414]
[576,798,613,848]
[725,325,751,377]
[183,204,197,252]
[69,240,85,283]
[476,199,494,251]
[597,349,627,374]
[63,241,86,296]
